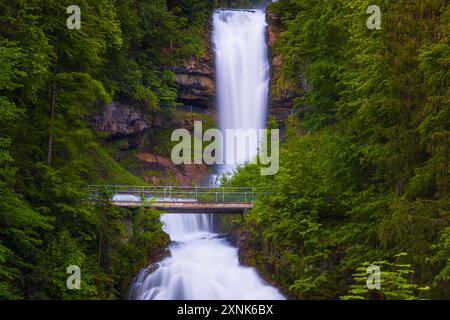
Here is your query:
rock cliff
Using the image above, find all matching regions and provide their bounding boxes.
[91,101,210,186]
[266,12,297,128]
[91,101,150,138]
[172,21,216,112]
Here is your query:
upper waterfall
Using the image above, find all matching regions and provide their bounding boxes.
[213,9,270,167]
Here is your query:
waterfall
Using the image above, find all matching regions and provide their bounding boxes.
[127,9,283,300]
[215,9,269,171]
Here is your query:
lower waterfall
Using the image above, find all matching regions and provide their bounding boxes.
[127,214,284,299]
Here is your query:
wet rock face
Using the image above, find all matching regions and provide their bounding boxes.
[91,101,150,138]
[174,66,215,109]
[172,19,216,111]
[266,12,298,127]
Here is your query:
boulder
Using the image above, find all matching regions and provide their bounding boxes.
[91,101,149,138]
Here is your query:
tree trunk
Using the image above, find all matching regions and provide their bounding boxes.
[97,229,103,267]
[47,82,56,166]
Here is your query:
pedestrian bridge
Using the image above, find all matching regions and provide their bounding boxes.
[87,185,259,214]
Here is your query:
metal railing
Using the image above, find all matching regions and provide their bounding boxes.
[86,185,260,204]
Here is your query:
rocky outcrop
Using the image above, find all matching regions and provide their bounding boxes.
[134,152,208,186]
[172,21,215,111]
[91,101,150,138]
[266,12,298,127]
[91,100,212,186]
[228,225,293,299]
[174,64,215,109]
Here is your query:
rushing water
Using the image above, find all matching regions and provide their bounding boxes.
[215,9,270,172]
[127,214,283,299]
[127,9,283,300]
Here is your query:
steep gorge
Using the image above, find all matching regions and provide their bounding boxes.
[91,9,292,188]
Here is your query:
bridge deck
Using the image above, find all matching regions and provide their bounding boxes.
[87,185,261,214]
[111,201,252,214]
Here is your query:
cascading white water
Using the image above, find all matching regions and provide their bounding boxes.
[215,9,270,169]
[127,214,283,299]
[127,9,283,300]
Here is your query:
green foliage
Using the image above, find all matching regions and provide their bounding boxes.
[0,0,200,299]
[82,145,145,185]
[35,229,98,299]
[223,0,450,299]
[341,254,429,300]
[105,0,210,108]
[429,226,450,298]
